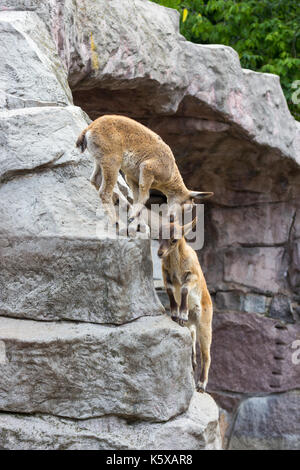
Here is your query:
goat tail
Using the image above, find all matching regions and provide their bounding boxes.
[76,128,88,153]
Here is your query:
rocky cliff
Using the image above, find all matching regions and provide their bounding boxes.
[1,0,299,450]
[0,4,221,450]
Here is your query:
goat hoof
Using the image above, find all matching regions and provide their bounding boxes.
[196,382,205,393]
[171,315,179,323]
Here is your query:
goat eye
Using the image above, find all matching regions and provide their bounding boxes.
[171,239,177,245]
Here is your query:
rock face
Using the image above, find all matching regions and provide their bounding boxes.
[0,11,72,108]
[209,313,299,394]
[1,0,299,451]
[0,235,161,324]
[0,393,220,450]
[228,391,300,450]
[38,0,298,451]
[0,7,221,449]
[0,316,193,421]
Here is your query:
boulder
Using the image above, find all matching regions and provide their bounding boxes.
[0,392,221,450]
[0,315,194,421]
[228,391,300,450]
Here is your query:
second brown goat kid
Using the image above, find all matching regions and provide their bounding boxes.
[158,215,213,391]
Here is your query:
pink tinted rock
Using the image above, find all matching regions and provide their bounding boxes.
[223,247,285,293]
[210,203,294,247]
[208,312,300,394]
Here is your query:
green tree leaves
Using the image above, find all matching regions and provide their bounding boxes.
[151,0,300,120]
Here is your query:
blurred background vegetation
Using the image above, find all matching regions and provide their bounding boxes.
[151,0,300,120]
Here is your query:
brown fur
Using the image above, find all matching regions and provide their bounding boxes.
[76,130,87,153]
[76,115,213,223]
[158,217,213,391]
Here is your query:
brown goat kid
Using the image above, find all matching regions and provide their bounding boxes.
[76,115,213,225]
[158,216,213,392]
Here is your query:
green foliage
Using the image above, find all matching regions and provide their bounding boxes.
[151,0,300,120]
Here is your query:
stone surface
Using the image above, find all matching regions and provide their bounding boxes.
[0,0,298,450]
[0,236,163,324]
[208,312,300,395]
[0,392,221,450]
[2,1,299,159]
[3,0,300,314]
[215,291,269,315]
[288,240,300,293]
[0,106,85,186]
[0,11,72,109]
[0,105,131,239]
[0,315,194,421]
[209,203,295,247]
[269,295,294,323]
[0,106,162,324]
[228,391,300,450]
[223,247,286,294]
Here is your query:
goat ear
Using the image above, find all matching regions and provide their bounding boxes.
[189,191,213,201]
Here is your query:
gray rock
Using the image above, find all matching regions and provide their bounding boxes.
[0,0,221,449]
[244,293,269,314]
[0,392,221,450]
[0,106,85,185]
[0,105,162,324]
[0,236,163,324]
[215,291,268,314]
[3,0,299,317]
[269,295,294,323]
[0,315,194,421]
[0,11,72,109]
[228,391,300,450]
[4,0,298,161]
[214,291,244,312]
